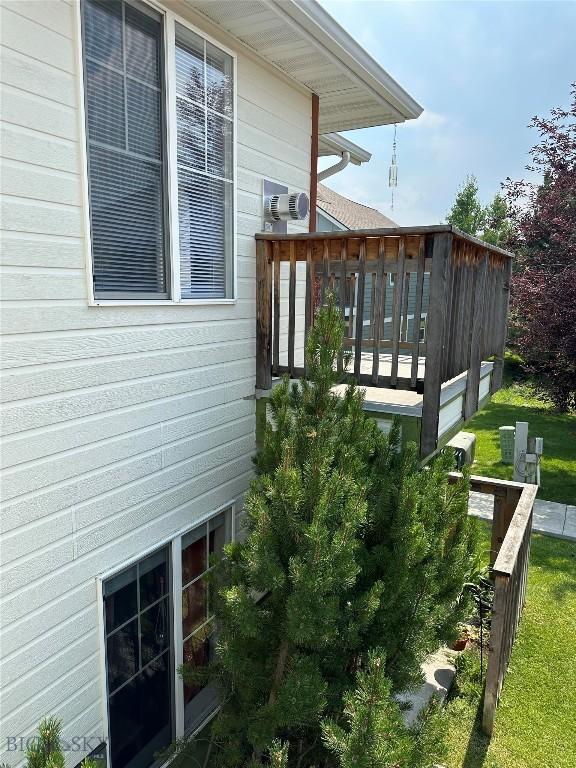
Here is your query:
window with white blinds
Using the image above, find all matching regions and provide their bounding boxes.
[81,1,235,302]
[82,0,169,299]
[175,24,234,299]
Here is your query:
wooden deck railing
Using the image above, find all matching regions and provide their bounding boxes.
[450,474,538,735]
[256,225,513,457]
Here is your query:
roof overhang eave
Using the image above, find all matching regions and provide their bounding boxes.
[264,0,423,123]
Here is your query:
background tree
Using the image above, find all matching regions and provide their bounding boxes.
[483,192,513,246]
[179,298,477,766]
[446,177,513,246]
[503,82,576,411]
[446,175,485,236]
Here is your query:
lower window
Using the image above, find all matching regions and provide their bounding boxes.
[102,509,232,768]
[181,512,227,732]
[104,548,173,768]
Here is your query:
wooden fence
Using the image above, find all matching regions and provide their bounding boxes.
[450,474,538,735]
[256,225,513,457]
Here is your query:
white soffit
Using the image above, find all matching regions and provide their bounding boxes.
[186,0,423,133]
[318,132,371,165]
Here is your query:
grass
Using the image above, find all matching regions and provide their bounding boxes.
[465,378,576,506]
[443,523,576,768]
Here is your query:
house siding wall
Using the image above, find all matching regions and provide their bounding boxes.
[0,1,311,763]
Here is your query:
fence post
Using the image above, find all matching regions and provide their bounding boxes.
[490,486,521,566]
[256,238,272,390]
[482,572,508,735]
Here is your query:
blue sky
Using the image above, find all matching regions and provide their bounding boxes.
[318,0,576,225]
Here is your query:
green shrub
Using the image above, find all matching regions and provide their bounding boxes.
[25,718,65,768]
[503,351,527,383]
[451,647,484,702]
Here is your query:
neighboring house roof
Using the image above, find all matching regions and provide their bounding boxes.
[188,0,423,133]
[318,133,372,166]
[317,184,397,230]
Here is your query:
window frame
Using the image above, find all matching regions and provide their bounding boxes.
[76,0,238,307]
[179,511,231,733]
[96,501,236,768]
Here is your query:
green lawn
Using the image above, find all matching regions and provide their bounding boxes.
[443,525,576,768]
[465,381,576,506]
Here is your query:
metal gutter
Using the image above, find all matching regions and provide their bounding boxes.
[318,132,372,165]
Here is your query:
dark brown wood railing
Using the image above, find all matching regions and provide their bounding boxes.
[449,474,538,736]
[256,225,513,457]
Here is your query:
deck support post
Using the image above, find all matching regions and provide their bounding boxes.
[491,257,512,393]
[256,239,272,390]
[420,232,452,458]
[464,253,488,419]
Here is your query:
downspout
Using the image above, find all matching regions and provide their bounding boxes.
[317,150,351,182]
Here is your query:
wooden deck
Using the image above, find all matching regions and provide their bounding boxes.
[255,225,513,458]
[261,360,493,458]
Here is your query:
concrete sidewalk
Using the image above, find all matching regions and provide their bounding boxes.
[469,492,576,541]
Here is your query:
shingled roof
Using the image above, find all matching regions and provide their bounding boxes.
[317,183,397,230]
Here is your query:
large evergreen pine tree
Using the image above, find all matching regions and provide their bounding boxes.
[179,296,477,766]
[206,297,382,765]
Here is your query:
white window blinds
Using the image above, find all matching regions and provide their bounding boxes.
[81,2,235,302]
[175,24,234,299]
[82,0,168,299]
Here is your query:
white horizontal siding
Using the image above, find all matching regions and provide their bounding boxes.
[0,159,82,206]
[0,46,77,107]
[0,339,255,402]
[1,377,252,470]
[1,122,80,172]
[0,319,254,370]
[1,1,75,37]
[0,6,76,72]
[1,358,254,434]
[0,581,95,658]
[0,1,311,765]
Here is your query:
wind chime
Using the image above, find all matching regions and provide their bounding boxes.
[389,123,398,210]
